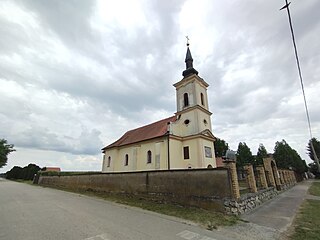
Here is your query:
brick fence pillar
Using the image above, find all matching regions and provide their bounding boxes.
[286,171,291,184]
[266,170,276,187]
[244,164,257,193]
[279,170,285,185]
[290,171,296,184]
[256,166,268,189]
[287,171,291,184]
[284,171,288,184]
[288,170,293,184]
[263,159,276,187]
[274,170,281,191]
[225,161,240,200]
[292,171,297,183]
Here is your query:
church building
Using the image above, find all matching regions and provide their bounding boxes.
[102,44,217,172]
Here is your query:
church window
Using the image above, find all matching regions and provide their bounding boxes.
[147,150,152,163]
[183,146,190,159]
[184,119,190,125]
[124,154,129,166]
[107,156,111,167]
[183,93,189,107]
[205,146,212,158]
[203,119,207,125]
[201,93,204,105]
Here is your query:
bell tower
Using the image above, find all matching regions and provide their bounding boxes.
[169,40,216,169]
[173,43,213,136]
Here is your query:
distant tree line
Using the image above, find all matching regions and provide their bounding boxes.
[0,139,42,180]
[5,164,41,180]
[214,137,309,174]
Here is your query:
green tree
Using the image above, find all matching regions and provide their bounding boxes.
[5,164,41,180]
[307,138,320,161]
[256,144,268,166]
[0,139,16,168]
[236,142,254,169]
[5,166,22,179]
[273,139,307,173]
[307,138,320,173]
[214,138,229,157]
[308,162,318,175]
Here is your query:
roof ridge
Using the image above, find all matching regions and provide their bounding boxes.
[102,115,176,151]
[128,115,175,132]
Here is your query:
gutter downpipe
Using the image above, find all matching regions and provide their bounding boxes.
[167,122,171,170]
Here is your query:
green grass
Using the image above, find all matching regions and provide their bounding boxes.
[36,184,238,230]
[290,199,320,240]
[309,182,320,196]
[83,191,239,230]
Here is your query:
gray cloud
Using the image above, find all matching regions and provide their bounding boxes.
[0,0,319,172]
[11,126,102,155]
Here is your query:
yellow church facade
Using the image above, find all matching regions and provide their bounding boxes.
[102,45,217,172]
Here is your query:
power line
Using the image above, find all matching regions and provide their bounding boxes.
[280,0,320,172]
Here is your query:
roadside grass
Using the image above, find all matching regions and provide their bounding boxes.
[308,181,320,196]
[89,192,239,230]
[290,199,320,240]
[12,179,33,185]
[30,183,239,229]
[290,181,320,240]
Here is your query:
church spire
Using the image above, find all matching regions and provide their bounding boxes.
[182,37,198,77]
[185,47,193,69]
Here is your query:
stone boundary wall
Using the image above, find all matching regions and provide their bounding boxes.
[224,182,296,215]
[224,187,278,215]
[38,168,232,211]
[222,157,299,215]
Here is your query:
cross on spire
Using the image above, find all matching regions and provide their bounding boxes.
[182,37,198,77]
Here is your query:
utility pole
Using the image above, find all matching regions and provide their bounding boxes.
[280,0,320,172]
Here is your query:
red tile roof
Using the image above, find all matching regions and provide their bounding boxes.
[102,116,176,151]
[215,157,225,168]
[43,167,61,172]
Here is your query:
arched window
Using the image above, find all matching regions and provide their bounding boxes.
[107,156,111,167]
[200,93,204,106]
[183,146,190,159]
[183,93,189,107]
[147,150,152,164]
[124,154,129,166]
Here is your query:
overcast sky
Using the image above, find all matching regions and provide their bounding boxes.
[1,0,319,172]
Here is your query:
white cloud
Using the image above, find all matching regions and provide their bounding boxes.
[1,148,102,172]
[1,0,319,173]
